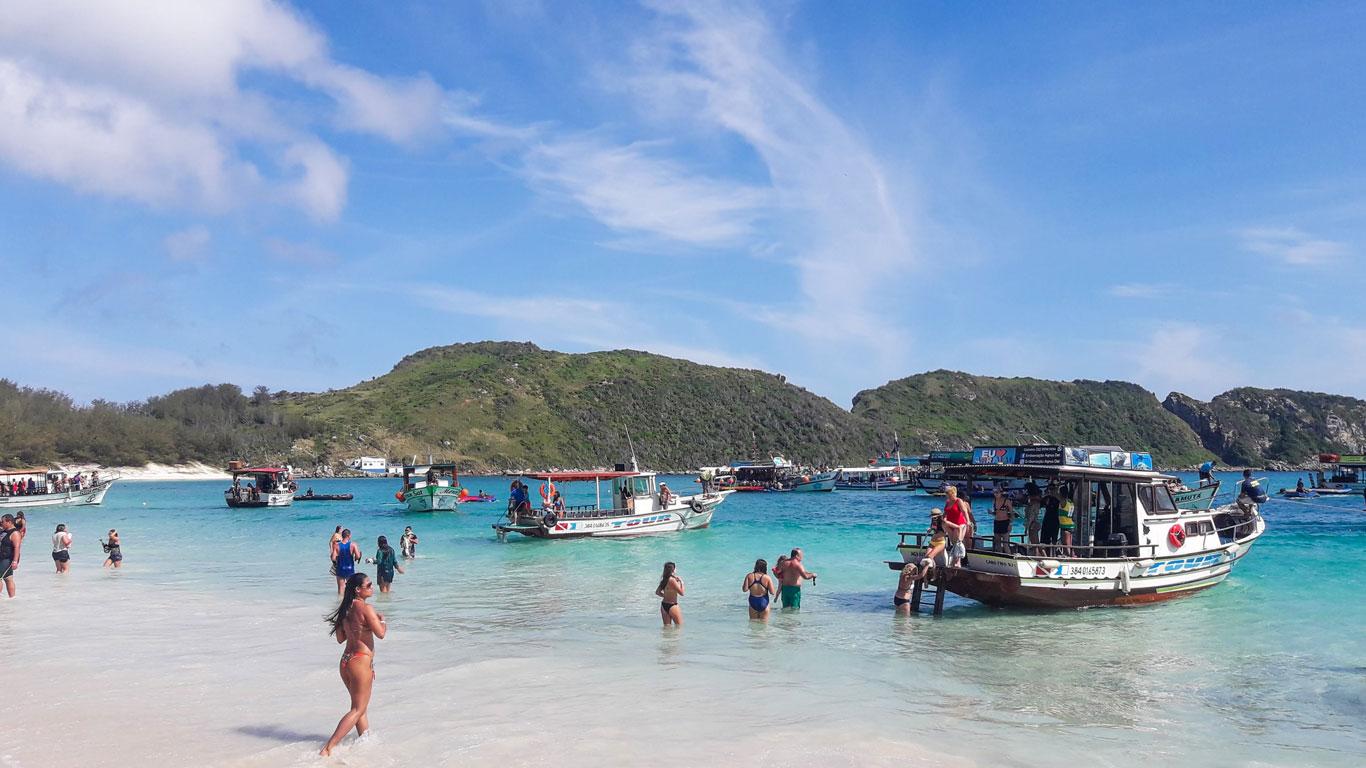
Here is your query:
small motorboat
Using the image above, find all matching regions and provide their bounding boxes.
[1277,488,1318,499]
[293,492,354,501]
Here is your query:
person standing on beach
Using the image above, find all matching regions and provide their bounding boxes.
[52,524,72,573]
[777,548,816,609]
[656,561,684,627]
[742,559,777,620]
[14,511,27,540]
[333,529,361,595]
[102,529,122,568]
[373,536,403,593]
[321,572,387,757]
[0,514,21,598]
[400,526,418,559]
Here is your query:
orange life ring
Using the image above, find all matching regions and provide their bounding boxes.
[395,491,405,502]
[539,482,556,502]
[1168,524,1186,549]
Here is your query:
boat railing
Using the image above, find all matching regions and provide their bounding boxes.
[895,531,1159,557]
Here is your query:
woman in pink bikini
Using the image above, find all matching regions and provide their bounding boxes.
[321,572,387,756]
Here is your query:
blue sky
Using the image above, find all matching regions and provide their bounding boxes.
[2,0,1363,407]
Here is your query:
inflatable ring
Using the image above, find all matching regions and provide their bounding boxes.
[1168,523,1186,549]
[395,491,405,502]
[539,481,557,502]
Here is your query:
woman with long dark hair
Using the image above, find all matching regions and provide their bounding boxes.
[655,561,684,627]
[321,572,387,757]
[741,559,776,620]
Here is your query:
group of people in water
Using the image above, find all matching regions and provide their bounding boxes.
[328,524,419,595]
[0,512,124,599]
[655,547,818,626]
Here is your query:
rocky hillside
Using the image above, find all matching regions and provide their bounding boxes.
[282,341,883,470]
[1163,388,1366,466]
[852,370,1214,466]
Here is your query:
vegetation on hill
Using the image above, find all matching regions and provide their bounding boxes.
[0,380,310,468]
[851,370,1214,466]
[283,341,883,470]
[1164,388,1366,466]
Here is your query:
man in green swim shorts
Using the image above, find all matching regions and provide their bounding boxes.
[776,547,816,609]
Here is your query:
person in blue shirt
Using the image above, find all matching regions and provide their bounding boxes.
[1198,460,1215,486]
[1237,469,1267,512]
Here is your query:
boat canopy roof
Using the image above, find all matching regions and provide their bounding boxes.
[839,465,902,474]
[944,444,1170,482]
[524,471,644,481]
[0,468,53,476]
[232,467,288,475]
[1320,453,1366,467]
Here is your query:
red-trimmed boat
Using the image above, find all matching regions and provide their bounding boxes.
[890,444,1265,609]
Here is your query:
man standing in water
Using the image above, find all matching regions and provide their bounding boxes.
[0,514,21,598]
[777,547,816,609]
[332,529,361,595]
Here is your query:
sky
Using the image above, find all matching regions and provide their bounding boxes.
[2,0,1364,408]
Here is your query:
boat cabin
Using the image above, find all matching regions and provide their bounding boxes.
[402,463,459,491]
[521,470,676,518]
[0,468,79,496]
[730,456,793,490]
[1315,453,1366,488]
[837,465,909,484]
[938,444,1255,557]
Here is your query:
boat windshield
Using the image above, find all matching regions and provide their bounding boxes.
[1139,484,1179,513]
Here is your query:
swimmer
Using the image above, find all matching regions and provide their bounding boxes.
[399,526,418,559]
[101,529,122,569]
[894,562,922,613]
[321,573,387,757]
[52,523,72,574]
[329,526,343,575]
[332,529,361,595]
[777,548,816,610]
[374,536,404,593]
[741,558,777,620]
[656,561,684,627]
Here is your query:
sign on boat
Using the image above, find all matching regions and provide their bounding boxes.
[888,444,1265,610]
[493,468,732,539]
[0,468,115,510]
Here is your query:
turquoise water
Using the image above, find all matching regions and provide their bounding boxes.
[3,471,1363,767]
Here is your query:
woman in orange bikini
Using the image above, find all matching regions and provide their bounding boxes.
[321,572,387,756]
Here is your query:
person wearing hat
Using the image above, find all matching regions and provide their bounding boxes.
[918,508,949,574]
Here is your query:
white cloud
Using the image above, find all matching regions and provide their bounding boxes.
[522,138,768,246]
[1108,282,1175,299]
[0,0,450,220]
[1237,226,1348,266]
[1135,323,1248,398]
[164,227,212,263]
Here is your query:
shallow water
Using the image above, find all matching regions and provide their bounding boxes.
[2,471,1363,767]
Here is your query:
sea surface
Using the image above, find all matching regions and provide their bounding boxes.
[3,471,1363,767]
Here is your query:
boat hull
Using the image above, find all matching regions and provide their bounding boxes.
[226,491,293,508]
[0,481,114,510]
[405,486,462,512]
[834,480,917,491]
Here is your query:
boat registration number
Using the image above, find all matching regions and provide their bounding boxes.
[1052,565,1107,578]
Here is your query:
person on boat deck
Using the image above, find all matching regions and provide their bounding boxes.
[1023,480,1043,545]
[1057,484,1077,557]
[619,483,633,510]
[991,487,1015,553]
[941,485,972,566]
[1237,469,1267,512]
[550,490,565,512]
[1041,493,1061,550]
[658,483,673,507]
[507,481,528,517]
[1198,460,1215,486]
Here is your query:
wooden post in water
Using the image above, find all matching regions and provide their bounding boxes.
[932,574,947,616]
[910,578,924,614]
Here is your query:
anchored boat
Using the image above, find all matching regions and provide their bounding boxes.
[493,469,730,539]
[1171,480,1220,510]
[835,465,916,491]
[889,444,1265,609]
[398,463,463,512]
[1310,454,1366,493]
[225,466,296,508]
[0,468,116,510]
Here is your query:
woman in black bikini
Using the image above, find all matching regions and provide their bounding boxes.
[321,572,387,756]
[655,561,684,627]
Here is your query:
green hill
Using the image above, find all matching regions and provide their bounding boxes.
[1164,388,1366,466]
[282,341,882,470]
[851,370,1213,466]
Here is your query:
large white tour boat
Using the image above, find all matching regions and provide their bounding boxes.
[0,468,116,510]
[225,466,295,508]
[891,444,1265,609]
[494,469,730,539]
[835,465,917,491]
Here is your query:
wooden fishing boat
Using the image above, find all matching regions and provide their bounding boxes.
[397,463,462,512]
[887,444,1264,610]
[1172,480,1220,509]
